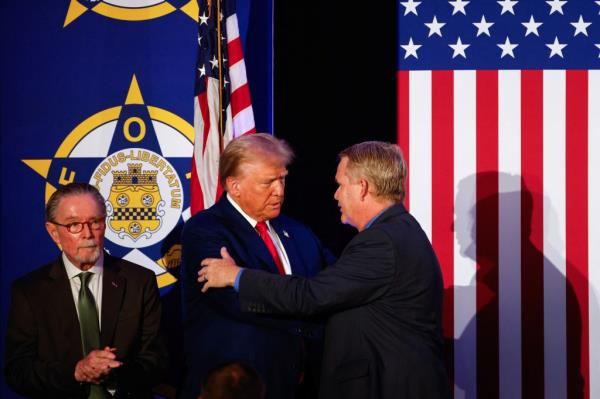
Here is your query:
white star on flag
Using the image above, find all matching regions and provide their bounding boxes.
[449,37,470,58]
[401,0,422,16]
[571,15,591,37]
[198,65,206,77]
[546,0,567,15]
[449,0,470,15]
[199,11,209,25]
[596,1,600,15]
[522,15,542,36]
[497,0,518,15]
[546,36,567,58]
[425,16,446,37]
[209,55,219,69]
[497,36,518,58]
[473,15,494,37]
[596,44,600,57]
[401,37,422,59]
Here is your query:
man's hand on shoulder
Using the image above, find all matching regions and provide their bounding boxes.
[199,247,241,292]
[74,347,122,384]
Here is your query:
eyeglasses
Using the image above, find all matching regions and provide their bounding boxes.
[49,218,106,234]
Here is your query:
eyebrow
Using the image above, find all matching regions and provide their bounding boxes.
[61,216,104,222]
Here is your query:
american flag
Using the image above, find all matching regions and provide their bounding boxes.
[191,0,256,214]
[398,1,599,398]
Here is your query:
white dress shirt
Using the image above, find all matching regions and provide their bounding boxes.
[63,252,104,329]
[227,194,292,274]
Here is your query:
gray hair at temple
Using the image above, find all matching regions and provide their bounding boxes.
[45,183,107,222]
[219,133,294,188]
[339,141,407,203]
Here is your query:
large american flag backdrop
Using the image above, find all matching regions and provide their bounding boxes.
[398,1,599,398]
[191,0,256,214]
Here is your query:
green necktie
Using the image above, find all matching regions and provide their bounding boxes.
[78,272,100,355]
[78,272,110,399]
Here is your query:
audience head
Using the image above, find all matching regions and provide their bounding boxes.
[199,362,265,399]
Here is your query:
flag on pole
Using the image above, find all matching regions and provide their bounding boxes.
[398,1,599,398]
[191,0,256,215]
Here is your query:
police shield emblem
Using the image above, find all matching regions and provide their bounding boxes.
[107,163,163,240]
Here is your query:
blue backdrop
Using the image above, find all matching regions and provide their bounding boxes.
[0,1,272,396]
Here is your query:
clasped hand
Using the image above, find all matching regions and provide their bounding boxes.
[74,347,121,384]
[198,247,240,292]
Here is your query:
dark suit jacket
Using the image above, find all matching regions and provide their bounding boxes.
[180,196,334,399]
[239,204,450,399]
[4,253,167,398]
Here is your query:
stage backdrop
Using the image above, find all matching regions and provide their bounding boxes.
[0,1,272,397]
[398,1,599,399]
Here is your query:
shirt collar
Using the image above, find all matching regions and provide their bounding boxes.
[227,194,273,231]
[364,206,392,230]
[63,251,104,280]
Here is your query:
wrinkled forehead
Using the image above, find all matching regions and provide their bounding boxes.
[56,193,105,217]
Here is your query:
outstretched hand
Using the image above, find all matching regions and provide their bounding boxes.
[198,247,241,293]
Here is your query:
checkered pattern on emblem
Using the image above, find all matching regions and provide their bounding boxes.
[113,208,157,221]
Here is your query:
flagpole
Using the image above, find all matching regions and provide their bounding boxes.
[216,0,224,151]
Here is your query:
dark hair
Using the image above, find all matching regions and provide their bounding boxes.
[219,133,294,188]
[45,183,106,222]
[200,362,264,399]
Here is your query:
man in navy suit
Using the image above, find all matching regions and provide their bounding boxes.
[199,141,450,399]
[180,134,334,399]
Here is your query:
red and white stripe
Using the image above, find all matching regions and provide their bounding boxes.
[398,69,599,399]
[191,12,255,215]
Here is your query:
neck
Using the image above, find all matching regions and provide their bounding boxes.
[357,200,394,231]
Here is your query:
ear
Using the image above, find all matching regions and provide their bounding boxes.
[359,179,369,201]
[45,222,62,249]
[226,176,240,197]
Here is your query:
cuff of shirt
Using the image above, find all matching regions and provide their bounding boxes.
[234,268,245,292]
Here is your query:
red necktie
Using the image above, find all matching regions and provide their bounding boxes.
[255,221,285,275]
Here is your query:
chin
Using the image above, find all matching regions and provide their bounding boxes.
[75,249,101,265]
[266,210,281,219]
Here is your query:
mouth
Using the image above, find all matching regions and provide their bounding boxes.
[78,242,98,250]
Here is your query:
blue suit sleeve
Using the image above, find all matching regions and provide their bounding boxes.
[181,217,321,337]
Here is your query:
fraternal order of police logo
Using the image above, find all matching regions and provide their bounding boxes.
[23,75,193,290]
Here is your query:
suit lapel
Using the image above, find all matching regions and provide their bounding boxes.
[48,258,82,350]
[217,197,283,274]
[270,220,306,276]
[100,254,125,347]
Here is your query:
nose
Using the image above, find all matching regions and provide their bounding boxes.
[80,222,94,237]
[273,179,285,196]
[334,187,339,200]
